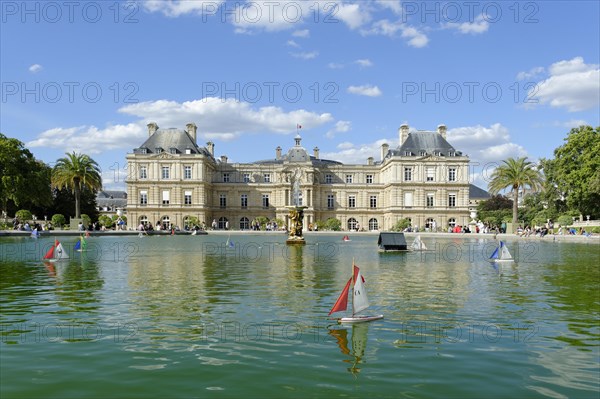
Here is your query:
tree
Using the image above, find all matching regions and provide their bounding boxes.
[391,218,411,232]
[0,133,52,216]
[488,157,544,229]
[51,152,102,219]
[51,214,66,228]
[477,194,513,212]
[541,126,600,218]
[325,218,341,231]
[15,210,33,222]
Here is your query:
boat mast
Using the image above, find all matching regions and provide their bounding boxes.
[351,257,355,317]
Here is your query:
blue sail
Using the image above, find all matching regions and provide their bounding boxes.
[74,239,81,250]
[490,246,499,259]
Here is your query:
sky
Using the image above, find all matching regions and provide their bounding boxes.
[1,0,599,191]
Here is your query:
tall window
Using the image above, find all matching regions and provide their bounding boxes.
[223,173,230,183]
[140,190,148,205]
[348,195,356,208]
[404,192,413,207]
[184,166,192,180]
[219,194,227,208]
[370,195,377,208]
[426,167,435,182]
[366,174,373,184]
[325,174,332,184]
[262,194,269,208]
[241,194,248,208]
[448,193,456,207]
[184,191,192,205]
[161,166,170,179]
[346,174,353,183]
[263,173,271,183]
[162,190,170,205]
[368,218,378,231]
[139,166,147,179]
[347,218,358,230]
[448,218,456,228]
[243,173,250,183]
[404,167,412,181]
[427,193,434,207]
[240,217,250,230]
[327,194,334,209]
[448,167,456,182]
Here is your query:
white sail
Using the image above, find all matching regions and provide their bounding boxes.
[500,242,512,260]
[55,242,69,259]
[352,271,370,315]
[411,236,427,251]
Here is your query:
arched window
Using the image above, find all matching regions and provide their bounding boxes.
[161,216,170,229]
[240,217,249,230]
[347,218,358,231]
[139,215,148,226]
[368,218,379,231]
[448,218,456,228]
[425,218,435,230]
[218,217,228,229]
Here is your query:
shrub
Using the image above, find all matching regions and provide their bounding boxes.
[15,210,33,222]
[591,227,600,234]
[557,215,573,227]
[391,218,411,232]
[81,214,92,227]
[325,218,341,231]
[51,214,66,228]
[98,215,114,228]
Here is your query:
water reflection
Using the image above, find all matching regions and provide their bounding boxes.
[329,323,370,376]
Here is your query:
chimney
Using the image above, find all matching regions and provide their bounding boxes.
[220,155,228,163]
[400,124,409,144]
[367,157,374,165]
[381,143,389,161]
[437,124,447,139]
[206,141,214,156]
[276,146,282,160]
[186,122,197,142]
[313,146,319,159]
[147,122,158,136]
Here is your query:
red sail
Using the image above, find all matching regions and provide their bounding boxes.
[43,243,55,259]
[329,277,352,315]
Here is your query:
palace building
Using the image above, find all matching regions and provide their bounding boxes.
[125,122,472,231]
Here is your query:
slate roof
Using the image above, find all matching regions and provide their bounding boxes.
[96,191,127,209]
[134,128,214,158]
[388,131,463,157]
[469,184,491,199]
[377,232,408,251]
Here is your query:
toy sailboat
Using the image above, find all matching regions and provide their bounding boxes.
[489,241,514,263]
[329,262,383,324]
[342,235,351,242]
[410,235,427,251]
[74,235,87,252]
[43,239,69,262]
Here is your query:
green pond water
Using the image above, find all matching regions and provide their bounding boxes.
[1,234,598,398]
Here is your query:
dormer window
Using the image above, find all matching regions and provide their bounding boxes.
[155,147,163,154]
[420,150,426,156]
[170,148,178,154]
[185,148,192,155]
[449,151,455,157]
[140,148,147,154]
[404,151,411,156]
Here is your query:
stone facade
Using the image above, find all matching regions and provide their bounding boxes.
[125,123,471,231]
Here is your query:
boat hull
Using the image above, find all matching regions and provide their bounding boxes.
[489,259,514,263]
[339,315,384,324]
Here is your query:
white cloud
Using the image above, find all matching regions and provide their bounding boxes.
[530,57,599,112]
[375,0,402,14]
[143,0,224,17]
[516,66,545,81]
[400,25,429,47]
[347,84,382,97]
[286,40,299,47]
[321,138,394,164]
[27,123,145,155]
[554,119,588,129]
[444,15,489,34]
[229,1,310,33]
[290,51,318,60]
[118,97,334,138]
[292,29,310,38]
[447,123,528,163]
[28,64,43,73]
[360,19,428,47]
[354,58,373,68]
[335,2,372,29]
[327,62,345,69]
[361,19,403,36]
[326,120,351,138]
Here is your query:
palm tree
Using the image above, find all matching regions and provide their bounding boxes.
[52,152,102,219]
[489,157,544,230]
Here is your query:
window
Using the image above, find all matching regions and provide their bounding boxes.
[347,218,358,231]
[262,194,269,208]
[162,190,170,205]
[241,194,248,208]
[240,217,250,230]
[345,174,353,183]
[327,194,335,209]
[184,191,192,205]
[366,174,373,184]
[420,150,426,156]
[296,191,303,206]
[243,173,250,183]
[426,218,435,229]
[404,167,412,181]
[139,166,147,179]
[426,167,435,182]
[185,148,192,155]
[161,216,170,229]
[427,193,434,207]
[448,218,456,228]
[218,217,228,230]
[404,192,413,207]
[448,193,456,207]
[219,194,227,208]
[140,190,148,205]
[370,195,377,208]
[448,167,456,182]
[223,173,230,183]
[139,215,148,225]
[449,151,456,157]
[404,151,411,156]
[156,147,163,154]
[369,218,378,231]
[264,173,271,183]
[325,174,332,184]
[161,166,170,179]
[348,195,356,208]
[140,148,147,154]
[170,148,177,154]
